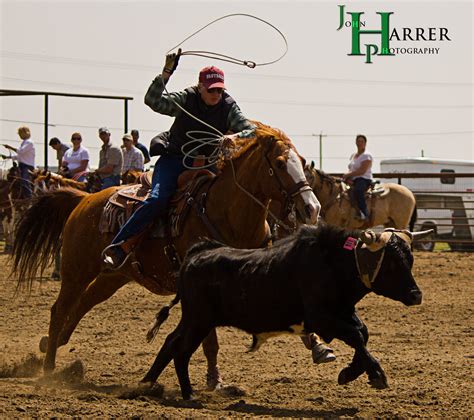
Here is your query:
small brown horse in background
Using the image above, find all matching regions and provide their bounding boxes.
[12,123,320,389]
[34,171,87,192]
[305,161,416,230]
[121,169,143,185]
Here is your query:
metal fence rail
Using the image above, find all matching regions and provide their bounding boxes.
[377,173,473,252]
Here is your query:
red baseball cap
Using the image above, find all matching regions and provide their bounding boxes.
[199,66,226,90]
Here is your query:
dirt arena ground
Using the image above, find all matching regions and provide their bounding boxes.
[0,251,472,418]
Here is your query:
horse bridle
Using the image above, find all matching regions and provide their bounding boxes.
[311,169,341,219]
[263,146,313,231]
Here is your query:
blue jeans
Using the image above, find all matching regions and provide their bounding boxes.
[111,155,187,245]
[352,177,372,217]
[100,175,121,190]
[19,162,34,199]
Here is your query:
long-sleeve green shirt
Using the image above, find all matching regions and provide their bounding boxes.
[144,74,255,135]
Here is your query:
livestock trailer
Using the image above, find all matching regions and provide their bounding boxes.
[380,158,474,251]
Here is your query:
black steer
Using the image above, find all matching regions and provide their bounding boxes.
[143,224,429,400]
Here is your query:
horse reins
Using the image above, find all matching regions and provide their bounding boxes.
[226,145,312,234]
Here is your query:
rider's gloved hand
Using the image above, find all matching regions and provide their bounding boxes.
[163,48,182,76]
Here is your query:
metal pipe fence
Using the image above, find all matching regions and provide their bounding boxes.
[376,173,473,252]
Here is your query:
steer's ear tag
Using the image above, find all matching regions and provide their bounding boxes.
[343,237,357,250]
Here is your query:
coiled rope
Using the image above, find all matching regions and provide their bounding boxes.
[157,14,293,231]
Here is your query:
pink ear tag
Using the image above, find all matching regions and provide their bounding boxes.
[343,237,357,250]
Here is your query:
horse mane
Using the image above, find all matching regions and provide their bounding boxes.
[314,168,338,186]
[218,121,295,170]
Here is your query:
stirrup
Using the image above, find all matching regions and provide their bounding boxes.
[102,241,131,271]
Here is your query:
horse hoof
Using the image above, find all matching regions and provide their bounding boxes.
[43,362,55,373]
[39,336,48,353]
[312,343,336,364]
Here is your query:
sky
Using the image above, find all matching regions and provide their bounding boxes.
[0,0,473,172]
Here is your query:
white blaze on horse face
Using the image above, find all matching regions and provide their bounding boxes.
[287,149,321,224]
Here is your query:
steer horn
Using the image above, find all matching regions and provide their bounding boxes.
[411,229,435,240]
[359,230,378,245]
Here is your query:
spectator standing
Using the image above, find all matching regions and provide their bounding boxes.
[1,126,35,198]
[48,137,69,170]
[96,127,123,190]
[121,133,144,172]
[131,129,150,164]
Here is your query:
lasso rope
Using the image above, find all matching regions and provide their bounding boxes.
[159,13,288,168]
[166,13,288,67]
[158,14,294,231]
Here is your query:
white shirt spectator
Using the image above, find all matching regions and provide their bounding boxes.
[122,146,144,172]
[12,139,35,167]
[63,146,90,172]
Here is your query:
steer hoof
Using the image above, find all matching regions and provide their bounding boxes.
[182,391,195,401]
[39,336,49,353]
[338,367,358,385]
[369,374,389,389]
[206,366,223,391]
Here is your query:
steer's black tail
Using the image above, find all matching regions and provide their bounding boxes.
[146,293,181,343]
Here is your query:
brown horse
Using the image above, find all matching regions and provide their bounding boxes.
[34,171,87,192]
[12,123,320,388]
[305,161,416,230]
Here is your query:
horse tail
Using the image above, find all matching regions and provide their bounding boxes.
[409,204,417,232]
[146,293,181,343]
[12,187,88,289]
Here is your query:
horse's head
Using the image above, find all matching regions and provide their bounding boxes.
[242,123,320,224]
[304,161,341,199]
[304,161,318,189]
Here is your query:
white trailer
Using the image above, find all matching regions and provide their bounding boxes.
[380,158,474,251]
